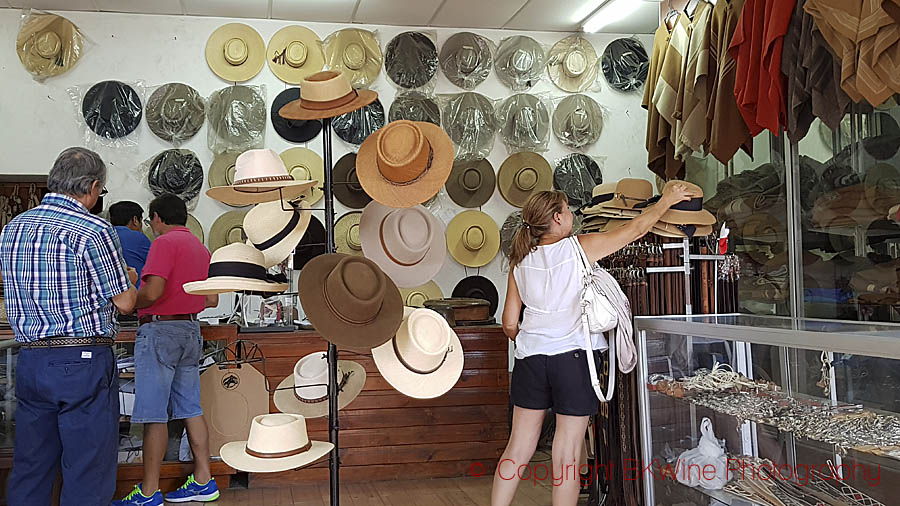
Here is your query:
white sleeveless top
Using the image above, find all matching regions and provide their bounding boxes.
[513,238,610,359]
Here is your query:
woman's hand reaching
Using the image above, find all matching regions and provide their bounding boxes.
[659,182,696,208]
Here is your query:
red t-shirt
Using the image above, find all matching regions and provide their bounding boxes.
[138,227,211,317]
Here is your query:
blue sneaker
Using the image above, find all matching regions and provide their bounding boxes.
[164,474,219,503]
[112,484,163,506]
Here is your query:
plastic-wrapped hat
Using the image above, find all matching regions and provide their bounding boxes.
[146,83,206,144]
[440,32,493,90]
[442,92,498,161]
[389,91,441,126]
[271,88,322,143]
[266,25,325,84]
[446,159,495,208]
[552,94,603,149]
[385,32,438,89]
[205,23,266,82]
[496,94,550,153]
[323,28,383,88]
[601,38,649,93]
[547,35,599,93]
[332,153,372,209]
[148,149,204,203]
[207,85,266,154]
[497,152,553,208]
[553,153,603,209]
[495,36,546,91]
[82,81,143,139]
[333,99,385,145]
[500,211,523,259]
[16,11,84,79]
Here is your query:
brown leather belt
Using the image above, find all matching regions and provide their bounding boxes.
[24,337,115,348]
[138,314,197,326]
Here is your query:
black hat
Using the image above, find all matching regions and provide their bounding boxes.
[293,214,326,270]
[452,275,499,315]
[148,149,204,202]
[271,88,322,143]
[553,153,602,208]
[601,38,649,93]
[333,98,385,145]
[385,31,438,89]
[82,80,142,139]
[332,153,372,209]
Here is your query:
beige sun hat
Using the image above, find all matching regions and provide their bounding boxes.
[497,152,553,208]
[220,413,333,473]
[547,35,599,93]
[183,243,288,296]
[267,25,325,84]
[446,210,500,268]
[334,211,363,256]
[323,28,383,88]
[372,307,464,399]
[652,221,714,238]
[581,179,653,214]
[278,71,379,121]
[208,151,242,190]
[209,210,248,253]
[273,352,366,418]
[206,149,317,207]
[399,281,443,307]
[280,147,324,205]
[656,180,715,226]
[205,23,266,82]
[16,11,84,79]
[243,200,311,268]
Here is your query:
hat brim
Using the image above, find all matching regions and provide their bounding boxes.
[208,152,241,191]
[452,276,499,315]
[547,38,599,93]
[497,152,553,208]
[205,23,266,82]
[658,208,716,226]
[446,211,500,268]
[220,440,334,473]
[247,208,312,268]
[399,281,444,307]
[298,254,403,350]
[446,159,496,208]
[281,148,325,205]
[184,277,288,296]
[651,223,713,238]
[271,88,323,143]
[356,122,455,208]
[206,180,318,207]
[201,366,269,458]
[278,89,378,121]
[273,360,366,418]
[332,153,372,209]
[186,214,205,244]
[266,26,325,84]
[209,210,249,253]
[334,212,364,256]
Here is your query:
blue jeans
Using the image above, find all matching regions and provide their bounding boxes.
[8,345,119,506]
[131,321,203,423]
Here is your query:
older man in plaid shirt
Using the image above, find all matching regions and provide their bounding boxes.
[0,147,138,506]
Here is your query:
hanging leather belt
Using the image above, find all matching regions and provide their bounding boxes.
[138,314,197,326]
[24,337,115,348]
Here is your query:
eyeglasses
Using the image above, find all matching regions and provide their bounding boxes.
[143,217,151,227]
[99,186,108,197]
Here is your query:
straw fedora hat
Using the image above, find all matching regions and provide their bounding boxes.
[334,211,363,256]
[205,23,266,82]
[278,71,378,121]
[267,25,325,84]
[399,281,443,307]
[446,159,495,208]
[207,85,266,153]
[657,180,715,226]
[334,98,386,145]
[446,210,500,268]
[359,201,447,288]
[293,215,326,270]
[206,149,317,207]
[356,120,454,208]
[554,153,603,209]
[82,81,143,139]
[385,31,439,89]
[497,152,553,208]
[220,414,333,473]
[372,307,464,399]
[547,35,599,93]
[323,28,383,88]
[552,94,603,149]
[298,254,403,350]
[209,210,248,253]
[439,32,493,90]
[442,92,498,161]
[389,91,441,126]
[581,179,653,214]
[271,88,322,143]
[452,275,499,315]
[145,83,206,144]
[183,243,289,296]
[273,352,366,418]
[495,35,546,91]
[243,200,311,268]
[332,153,372,209]
[16,11,84,79]
[280,148,324,205]
[496,94,551,152]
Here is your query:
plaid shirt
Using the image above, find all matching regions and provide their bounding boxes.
[0,193,130,342]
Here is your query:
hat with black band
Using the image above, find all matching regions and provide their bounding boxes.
[244,200,311,268]
[184,243,289,295]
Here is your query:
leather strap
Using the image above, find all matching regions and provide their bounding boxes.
[571,236,615,402]
[245,440,312,459]
[138,314,197,326]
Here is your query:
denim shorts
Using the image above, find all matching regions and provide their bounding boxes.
[131,320,203,423]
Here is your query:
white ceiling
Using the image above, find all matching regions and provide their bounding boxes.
[3,0,661,33]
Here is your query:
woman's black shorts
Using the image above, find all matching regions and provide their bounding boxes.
[510,349,606,416]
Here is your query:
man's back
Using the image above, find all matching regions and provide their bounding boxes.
[138,227,211,317]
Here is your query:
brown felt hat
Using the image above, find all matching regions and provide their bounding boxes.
[446,159,495,208]
[332,153,372,209]
[279,71,378,121]
[497,152,553,208]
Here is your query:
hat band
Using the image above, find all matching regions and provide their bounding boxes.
[246,440,312,459]
[378,146,434,186]
[393,338,450,375]
[299,90,359,111]
[253,208,302,251]
[322,281,381,326]
[671,197,703,212]
[294,370,353,404]
[379,222,427,267]
[234,175,295,186]
[208,261,268,281]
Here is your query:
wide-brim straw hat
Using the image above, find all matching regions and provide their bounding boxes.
[439,32,493,90]
[332,153,372,209]
[323,28,383,88]
[552,94,603,149]
[184,243,289,296]
[389,91,441,126]
[497,152,553,208]
[452,275,499,315]
[293,215,326,270]
[652,221,714,238]
[657,180,716,226]
[145,83,206,144]
[278,71,378,121]
[547,35,599,93]
[385,31,438,89]
[82,81,143,139]
[205,23,266,82]
[553,153,603,209]
[186,214,205,244]
[601,38,650,93]
[16,11,84,79]
[209,210,248,253]
[280,147,324,205]
[446,210,500,268]
[206,149,317,207]
[298,253,403,350]
[496,93,551,152]
[271,88,322,143]
[399,281,444,307]
[267,25,325,84]
[495,35,546,91]
[356,120,454,208]
[208,152,242,192]
[220,414,333,473]
[359,201,447,288]
[446,159,495,208]
[371,307,464,399]
[334,211,363,256]
[244,200,311,268]
[274,353,366,418]
[581,179,654,214]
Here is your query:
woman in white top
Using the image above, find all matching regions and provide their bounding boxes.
[491,184,692,506]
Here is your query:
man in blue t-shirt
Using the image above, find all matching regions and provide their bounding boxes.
[110,201,152,287]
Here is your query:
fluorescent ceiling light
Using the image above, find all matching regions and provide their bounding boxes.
[582,0,642,32]
[572,0,607,23]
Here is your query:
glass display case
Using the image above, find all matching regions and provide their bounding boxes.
[635,314,900,506]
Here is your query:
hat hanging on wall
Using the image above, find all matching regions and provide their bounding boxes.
[499,211,523,259]
[147,149,204,203]
[359,201,446,288]
[205,23,266,82]
[207,85,266,154]
[207,152,242,192]
[274,353,366,418]
[220,413,333,473]
[184,243,289,295]
[279,71,378,121]
[399,281,443,308]
[446,159,495,208]
[601,38,650,93]
[200,363,268,457]
[356,120,454,208]
[547,35,599,93]
[553,153,603,209]
[243,200,311,268]
[385,31,439,89]
[495,35,546,91]
[656,181,715,225]
[496,93,551,153]
[266,25,325,84]
[446,210,500,268]
[82,81,143,139]
[497,152,553,208]
[271,88,322,143]
[280,147,324,205]
[145,83,206,144]
[207,149,316,207]
[442,92,498,161]
[440,32,493,90]
[389,91,441,126]
[333,98,385,145]
[453,275,499,316]
[334,211,363,256]
[293,214,326,270]
[186,214,205,244]
[16,11,84,79]
[323,28,383,88]
[208,210,249,253]
[332,153,372,209]
[299,253,403,350]
[552,94,603,149]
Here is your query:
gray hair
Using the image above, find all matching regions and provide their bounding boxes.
[47,147,107,197]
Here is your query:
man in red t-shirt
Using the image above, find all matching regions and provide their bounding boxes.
[114,193,219,505]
